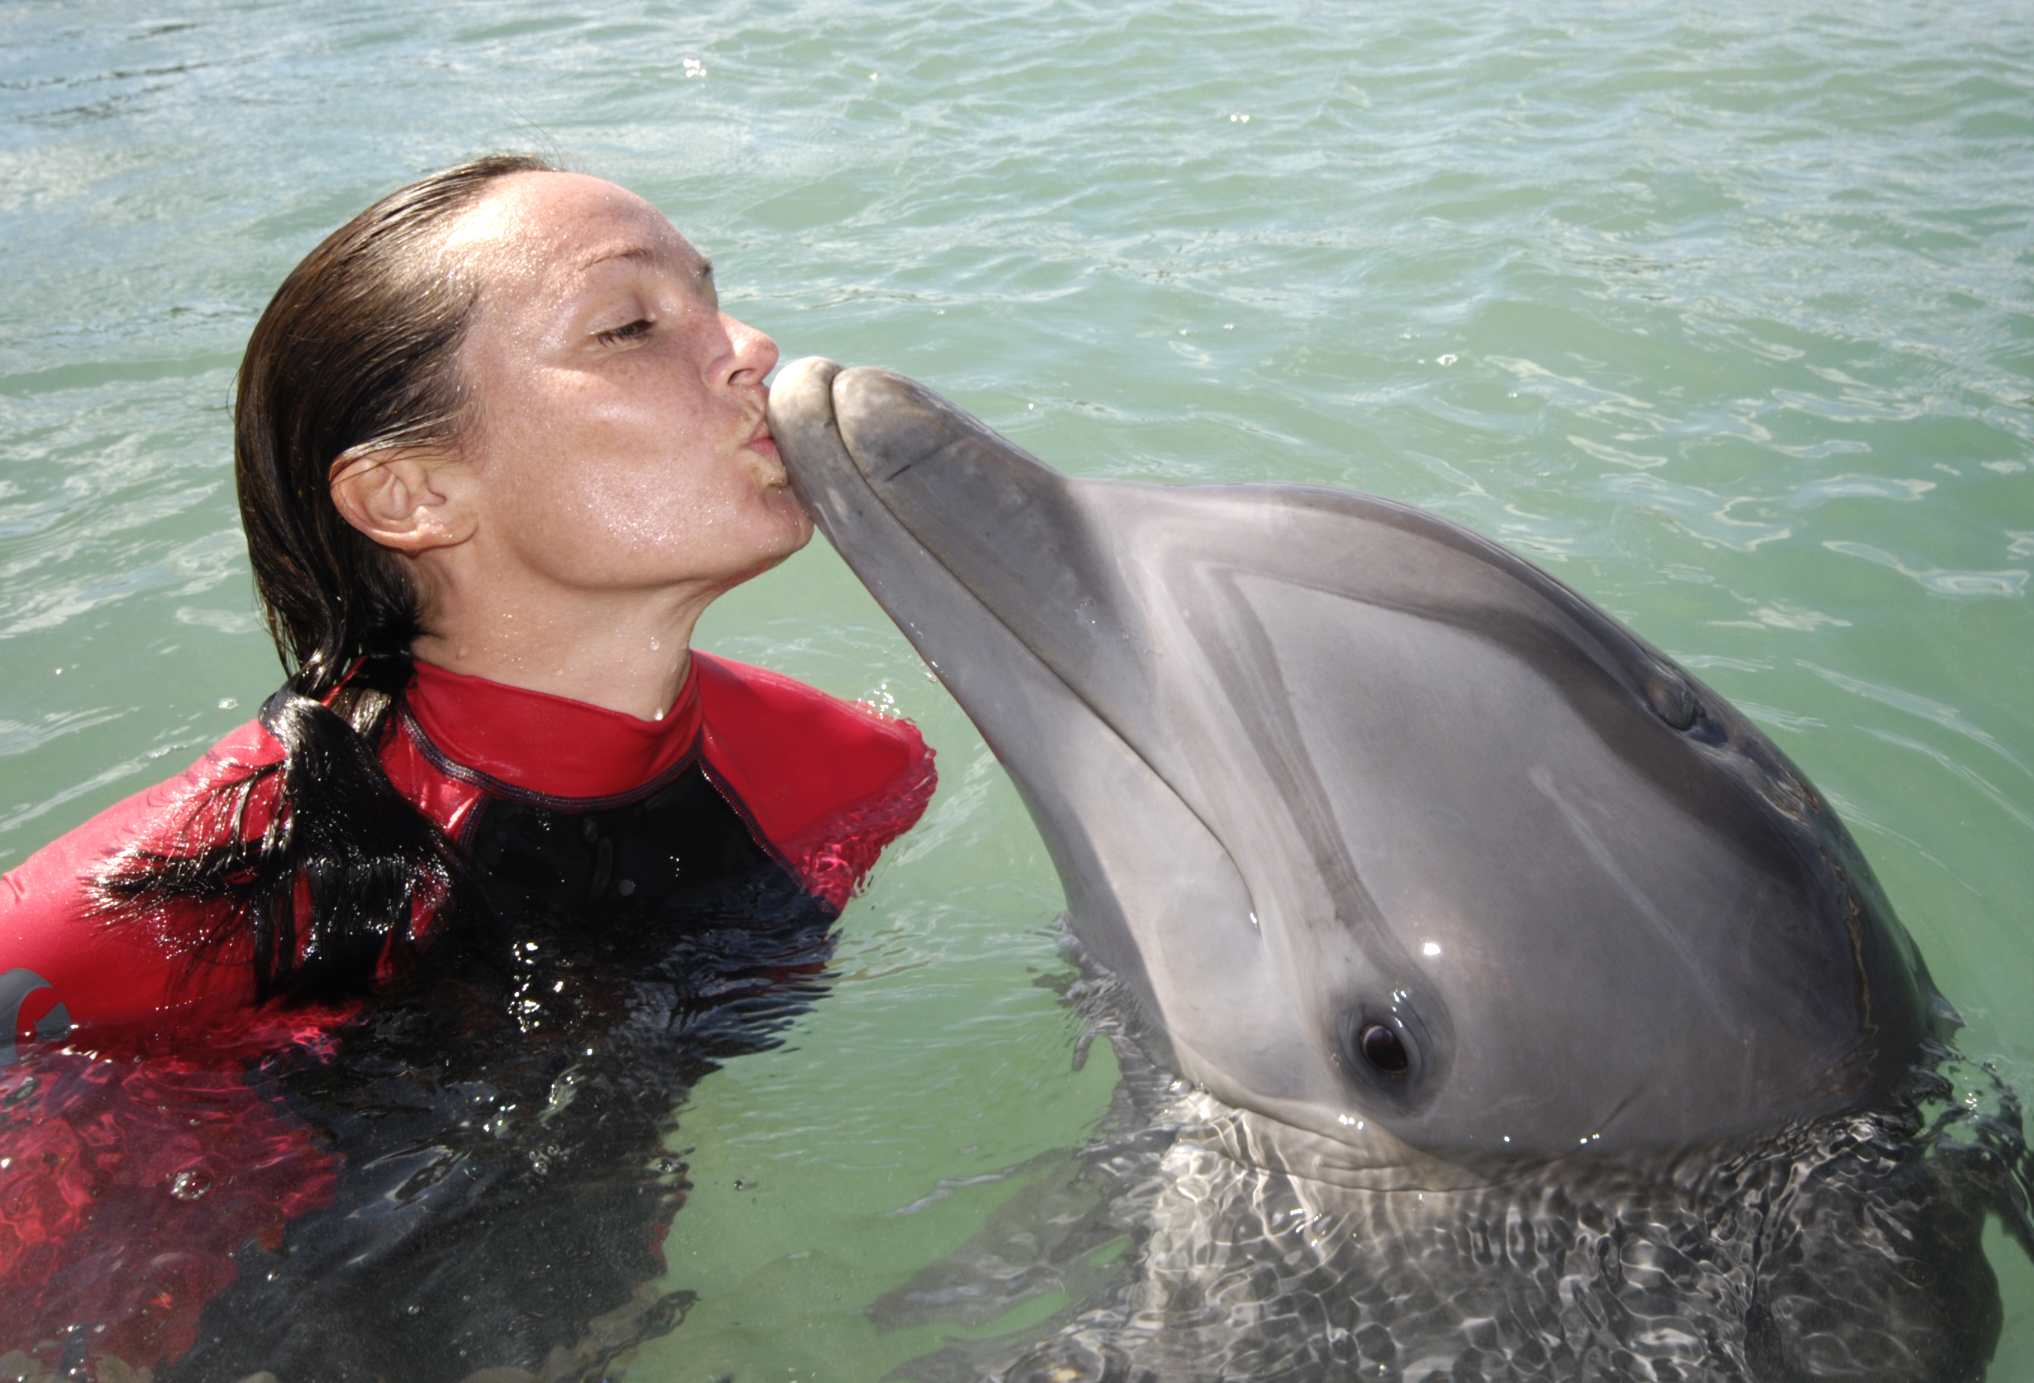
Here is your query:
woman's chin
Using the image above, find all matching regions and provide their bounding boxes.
[723,510,817,586]
[770,514,817,563]
[762,484,817,544]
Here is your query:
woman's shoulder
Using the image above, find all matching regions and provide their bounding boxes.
[3,715,284,906]
[691,652,933,801]
[691,653,937,908]
[1,718,281,1042]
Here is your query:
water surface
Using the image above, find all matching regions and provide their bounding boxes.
[2,0,2030,1377]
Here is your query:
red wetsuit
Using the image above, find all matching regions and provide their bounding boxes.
[0,654,934,1376]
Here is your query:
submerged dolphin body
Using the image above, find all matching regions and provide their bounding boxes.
[767,360,2025,1379]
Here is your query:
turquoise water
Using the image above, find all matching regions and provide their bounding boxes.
[3,0,2031,1377]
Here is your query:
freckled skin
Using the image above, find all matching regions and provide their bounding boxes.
[448,174,807,585]
[399,172,811,718]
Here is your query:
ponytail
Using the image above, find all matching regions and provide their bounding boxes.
[95,156,554,1002]
[98,657,474,1003]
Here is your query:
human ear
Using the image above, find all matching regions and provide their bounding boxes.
[328,446,475,554]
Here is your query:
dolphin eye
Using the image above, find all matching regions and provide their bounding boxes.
[1358,1022,1409,1075]
[1335,999,1444,1111]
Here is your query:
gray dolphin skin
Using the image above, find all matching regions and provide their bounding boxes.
[767,359,2027,1380]
[769,357,1944,1165]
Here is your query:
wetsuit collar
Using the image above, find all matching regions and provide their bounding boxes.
[403,658,703,802]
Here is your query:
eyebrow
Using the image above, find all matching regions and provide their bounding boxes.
[577,244,668,273]
[575,244,713,282]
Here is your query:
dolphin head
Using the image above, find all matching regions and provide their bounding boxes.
[770,358,1947,1165]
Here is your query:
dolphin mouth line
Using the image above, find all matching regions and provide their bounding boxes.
[807,366,1264,931]
[820,372,1071,663]
[773,356,1949,1162]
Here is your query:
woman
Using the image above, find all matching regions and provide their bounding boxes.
[0,156,934,1380]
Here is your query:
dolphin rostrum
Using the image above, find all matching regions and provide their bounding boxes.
[768,357,1954,1177]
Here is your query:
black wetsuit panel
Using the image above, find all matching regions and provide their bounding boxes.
[168,764,839,1383]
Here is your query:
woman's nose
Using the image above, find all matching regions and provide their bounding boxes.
[722,314,779,387]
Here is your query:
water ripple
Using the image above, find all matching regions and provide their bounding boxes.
[2,0,2031,1373]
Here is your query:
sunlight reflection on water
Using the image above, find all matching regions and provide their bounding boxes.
[2,0,2030,1376]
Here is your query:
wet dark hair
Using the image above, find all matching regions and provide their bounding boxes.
[98,154,556,1003]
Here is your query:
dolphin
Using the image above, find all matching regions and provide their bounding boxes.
[767,357,1950,1170]
[767,360,2034,1380]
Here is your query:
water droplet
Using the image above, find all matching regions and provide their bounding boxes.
[169,1168,212,1200]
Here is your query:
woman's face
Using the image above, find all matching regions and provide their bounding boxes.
[442,171,810,604]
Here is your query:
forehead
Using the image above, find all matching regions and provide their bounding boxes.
[443,171,699,303]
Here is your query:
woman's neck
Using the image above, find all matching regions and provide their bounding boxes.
[409,586,711,722]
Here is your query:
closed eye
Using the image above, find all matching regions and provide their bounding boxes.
[595,317,654,345]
